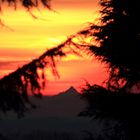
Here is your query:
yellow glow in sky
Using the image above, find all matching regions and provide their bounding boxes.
[0,0,106,95]
[0,0,99,68]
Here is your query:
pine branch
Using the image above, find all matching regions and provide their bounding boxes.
[0,0,52,11]
[0,30,93,116]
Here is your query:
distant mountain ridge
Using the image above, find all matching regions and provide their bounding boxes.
[22,86,86,118]
[1,86,86,119]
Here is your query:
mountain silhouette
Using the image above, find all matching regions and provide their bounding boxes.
[64,86,79,94]
[20,86,86,118]
[54,86,79,98]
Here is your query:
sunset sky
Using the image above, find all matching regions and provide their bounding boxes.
[0,0,107,95]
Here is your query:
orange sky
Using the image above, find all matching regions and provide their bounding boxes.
[0,0,107,95]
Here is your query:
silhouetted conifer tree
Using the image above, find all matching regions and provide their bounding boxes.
[78,0,140,92]
[78,1,140,139]
[78,0,140,117]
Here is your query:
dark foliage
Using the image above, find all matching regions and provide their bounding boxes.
[78,0,140,119]
[79,83,140,120]
[78,1,140,139]
[79,83,140,139]
[77,0,140,92]
[0,0,53,28]
[0,0,51,11]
